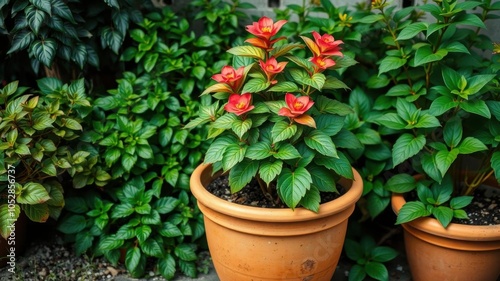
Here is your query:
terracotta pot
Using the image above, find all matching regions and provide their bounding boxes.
[190,163,363,281]
[391,192,500,281]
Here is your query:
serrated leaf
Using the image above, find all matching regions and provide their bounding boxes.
[392,134,426,167]
[228,161,259,193]
[277,167,312,209]
[304,130,337,158]
[272,121,297,143]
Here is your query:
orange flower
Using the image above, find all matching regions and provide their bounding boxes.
[259,57,287,83]
[312,31,343,57]
[246,17,287,40]
[310,56,336,71]
[212,66,245,92]
[278,93,316,128]
[224,93,255,116]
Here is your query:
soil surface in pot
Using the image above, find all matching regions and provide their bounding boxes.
[206,175,345,208]
[453,187,500,225]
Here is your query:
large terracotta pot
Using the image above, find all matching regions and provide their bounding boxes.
[391,192,500,281]
[190,163,363,281]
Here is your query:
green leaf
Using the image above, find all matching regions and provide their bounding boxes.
[375,113,406,130]
[396,201,431,224]
[158,255,176,280]
[246,142,272,160]
[460,100,491,118]
[414,45,448,66]
[415,114,441,128]
[443,117,462,148]
[392,134,426,167]
[175,244,197,261]
[396,22,428,41]
[57,215,86,234]
[7,30,35,54]
[370,246,398,262]
[154,197,179,214]
[143,53,158,72]
[232,118,252,139]
[435,148,459,177]
[125,247,142,272]
[31,38,57,67]
[309,166,337,192]
[33,114,54,130]
[289,69,325,90]
[314,152,354,180]
[432,206,454,228]
[135,225,152,243]
[242,78,270,93]
[75,232,93,255]
[228,161,259,193]
[141,237,164,258]
[272,121,297,143]
[99,236,124,251]
[26,6,46,34]
[348,264,366,281]
[258,160,283,186]
[17,182,50,204]
[222,143,246,172]
[365,261,389,281]
[491,151,500,180]
[0,204,20,238]
[159,222,182,237]
[277,167,312,209]
[304,130,338,158]
[227,46,265,60]
[358,14,384,24]
[458,137,487,154]
[268,81,299,92]
[449,196,473,209]
[429,96,458,116]
[378,56,407,75]
[385,174,416,193]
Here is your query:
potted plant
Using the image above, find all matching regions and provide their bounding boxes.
[361,0,500,280]
[186,16,363,280]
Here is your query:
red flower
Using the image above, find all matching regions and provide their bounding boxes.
[224,93,255,116]
[246,17,287,40]
[278,93,316,128]
[212,66,245,92]
[279,93,314,117]
[310,56,336,71]
[259,57,287,83]
[312,31,343,57]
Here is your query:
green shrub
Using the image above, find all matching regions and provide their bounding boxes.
[0,78,108,238]
[58,2,252,278]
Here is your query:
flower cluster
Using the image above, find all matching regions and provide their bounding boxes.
[187,16,357,211]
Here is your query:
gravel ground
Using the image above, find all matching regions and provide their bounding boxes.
[0,219,411,281]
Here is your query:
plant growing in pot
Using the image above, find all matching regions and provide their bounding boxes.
[186,16,363,280]
[362,0,500,280]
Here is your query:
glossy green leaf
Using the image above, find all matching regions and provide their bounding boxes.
[304,130,338,158]
[432,206,454,228]
[228,160,259,193]
[414,45,448,66]
[435,148,459,177]
[31,38,57,67]
[385,174,416,193]
[259,160,283,186]
[277,167,312,209]
[392,134,426,167]
[396,201,431,224]
[365,261,389,281]
[396,22,428,41]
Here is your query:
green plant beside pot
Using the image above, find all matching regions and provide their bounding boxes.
[361,0,500,280]
[0,79,108,243]
[186,16,363,280]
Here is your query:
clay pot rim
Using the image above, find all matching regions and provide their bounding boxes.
[391,192,500,241]
[190,163,363,223]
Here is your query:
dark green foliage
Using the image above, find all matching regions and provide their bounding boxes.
[58,2,251,278]
[0,0,152,82]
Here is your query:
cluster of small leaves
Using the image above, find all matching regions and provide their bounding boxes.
[0,79,109,239]
[58,179,203,279]
[0,0,148,75]
[387,174,473,228]
[344,236,399,281]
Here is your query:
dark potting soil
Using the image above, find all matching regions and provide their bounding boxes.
[206,175,344,209]
[207,175,500,226]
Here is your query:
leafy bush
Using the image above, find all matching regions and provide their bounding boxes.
[58,2,252,278]
[0,0,153,82]
[0,78,108,239]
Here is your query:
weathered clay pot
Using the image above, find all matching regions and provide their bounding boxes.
[391,191,500,281]
[190,163,363,281]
